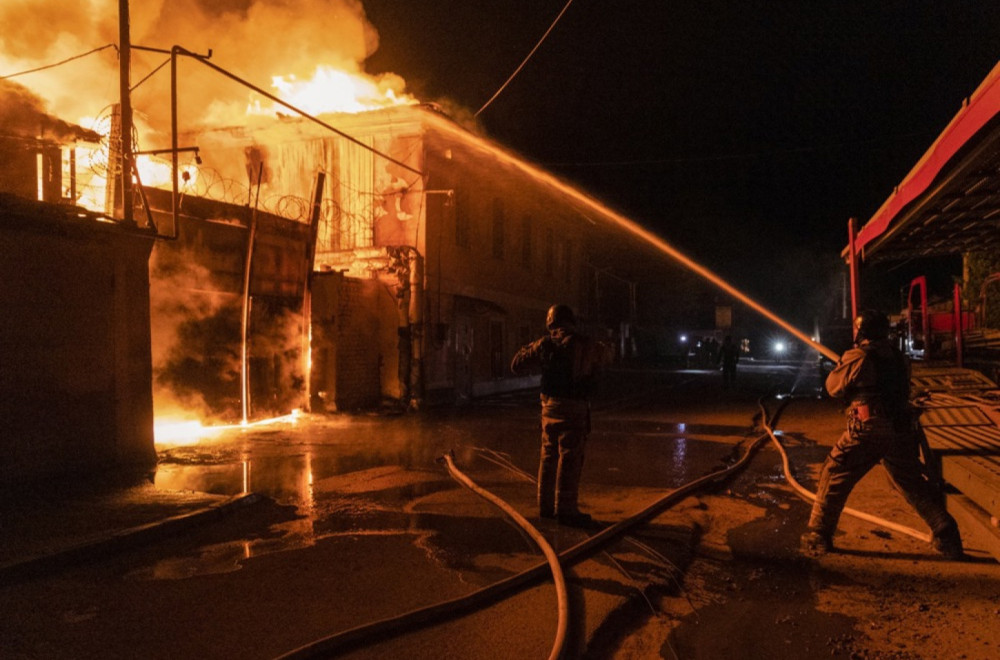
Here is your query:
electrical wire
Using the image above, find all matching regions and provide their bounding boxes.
[475,0,575,117]
[1,44,117,80]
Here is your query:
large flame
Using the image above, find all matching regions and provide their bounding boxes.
[254,65,417,116]
[2,0,418,438]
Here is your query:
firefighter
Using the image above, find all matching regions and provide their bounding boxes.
[717,335,740,389]
[511,304,611,527]
[801,309,964,559]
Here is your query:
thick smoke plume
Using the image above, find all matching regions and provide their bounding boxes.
[1,0,389,137]
[0,79,101,142]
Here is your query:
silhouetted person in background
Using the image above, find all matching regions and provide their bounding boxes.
[717,335,740,389]
[801,310,964,559]
[511,304,611,527]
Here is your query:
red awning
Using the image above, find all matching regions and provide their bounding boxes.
[847,60,1000,261]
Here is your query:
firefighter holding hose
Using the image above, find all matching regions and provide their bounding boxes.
[511,304,611,527]
[801,309,964,559]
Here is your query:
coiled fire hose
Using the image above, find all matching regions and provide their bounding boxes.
[276,394,936,659]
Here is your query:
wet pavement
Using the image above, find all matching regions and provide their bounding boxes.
[1,360,843,659]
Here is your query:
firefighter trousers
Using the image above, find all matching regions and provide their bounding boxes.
[807,417,958,539]
[538,395,591,516]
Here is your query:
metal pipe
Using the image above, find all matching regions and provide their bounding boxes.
[908,276,930,357]
[241,164,263,424]
[848,217,860,334]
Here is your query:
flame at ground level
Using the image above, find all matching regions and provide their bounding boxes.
[154,410,302,447]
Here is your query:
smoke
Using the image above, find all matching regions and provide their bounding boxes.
[0,79,101,142]
[148,246,239,421]
[1,0,391,136]
[149,245,306,423]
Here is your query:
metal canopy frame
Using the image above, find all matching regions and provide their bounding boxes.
[846,60,1000,263]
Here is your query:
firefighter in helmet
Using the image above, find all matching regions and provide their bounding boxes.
[511,304,611,527]
[801,309,964,558]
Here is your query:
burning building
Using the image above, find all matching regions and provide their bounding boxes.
[169,102,646,410]
[0,79,101,204]
[0,0,696,483]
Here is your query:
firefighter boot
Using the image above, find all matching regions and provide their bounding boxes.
[555,451,592,527]
[800,529,833,556]
[931,525,965,560]
[537,453,557,519]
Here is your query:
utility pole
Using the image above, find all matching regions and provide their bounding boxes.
[118,0,134,223]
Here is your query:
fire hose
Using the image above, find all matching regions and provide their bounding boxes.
[275,394,936,659]
[441,452,569,660]
[762,396,932,543]
[274,412,777,659]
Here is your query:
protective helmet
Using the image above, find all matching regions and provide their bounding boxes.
[854,309,890,341]
[546,304,576,330]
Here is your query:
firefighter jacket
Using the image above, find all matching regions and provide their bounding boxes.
[511,328,610,400]
[825,338,911,424]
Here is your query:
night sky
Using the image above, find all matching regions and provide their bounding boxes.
[362,1,1000,326]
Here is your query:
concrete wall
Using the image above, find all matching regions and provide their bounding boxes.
[0,195,156,486]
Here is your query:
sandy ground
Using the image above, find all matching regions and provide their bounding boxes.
[606,397,1000,660]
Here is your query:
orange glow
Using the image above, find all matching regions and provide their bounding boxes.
[154,409,302,447]
[135,154,199,189]
[250,65,417,117]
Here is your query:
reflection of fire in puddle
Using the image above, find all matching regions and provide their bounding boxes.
[144,442,484,580]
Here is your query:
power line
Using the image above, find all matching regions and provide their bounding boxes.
[0,44,117,80]
[475,0,575,117]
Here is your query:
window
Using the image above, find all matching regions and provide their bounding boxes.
[455,189,469,247]
[492,199,505,259]
[563,241,572,283]
[490,320,505,378]
[544,228,554,277]
[521,215,532,269]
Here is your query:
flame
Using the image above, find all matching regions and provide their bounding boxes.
[250,65,418,117]
[154,409,302,447]
[135,155,199,189]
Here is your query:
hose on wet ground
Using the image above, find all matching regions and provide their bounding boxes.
[274,418,778,659]
[441,451,569,660]
[761,394,932,543]
[275,391,943,659]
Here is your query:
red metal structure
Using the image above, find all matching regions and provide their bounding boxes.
[840,60,1000,562]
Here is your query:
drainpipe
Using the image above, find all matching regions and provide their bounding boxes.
[396,267,412,406]
[408,249,424,410]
